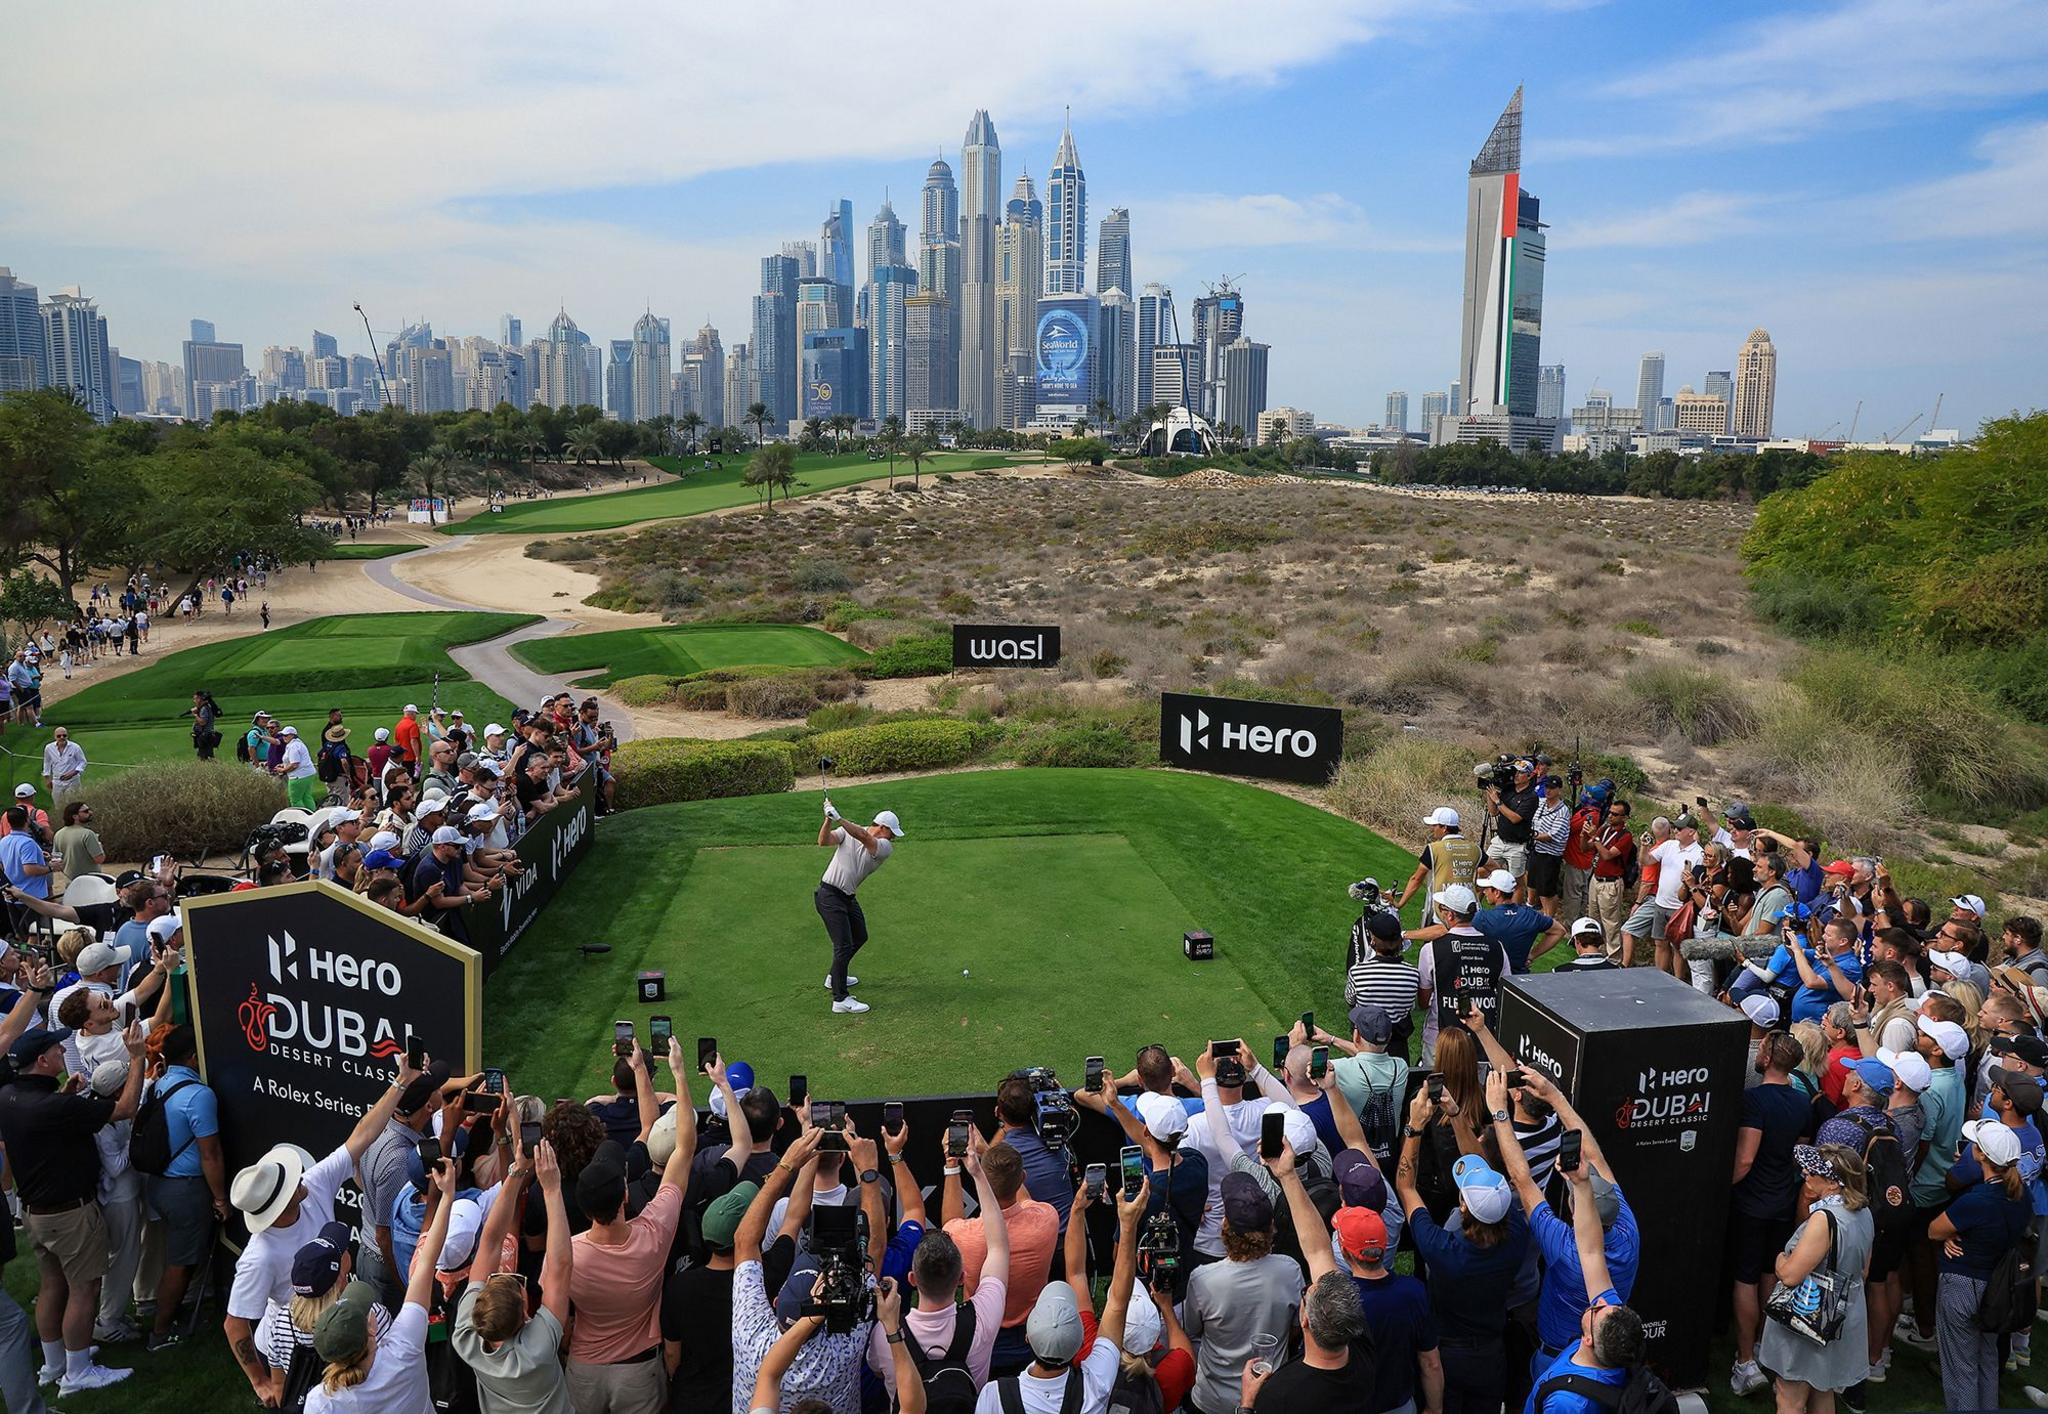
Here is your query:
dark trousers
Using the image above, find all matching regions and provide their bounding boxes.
[1440,1334,1506,1414]
[815,884,867,1001]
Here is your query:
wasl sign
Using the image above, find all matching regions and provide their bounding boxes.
[951,624,1060,669]
[1159,691,1344,786]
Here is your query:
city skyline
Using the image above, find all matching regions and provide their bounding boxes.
[3,0,2043,435]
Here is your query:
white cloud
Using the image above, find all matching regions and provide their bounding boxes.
[1885,118,2048,242]
[1130,193,1453,258]
[1552,192,1768,249]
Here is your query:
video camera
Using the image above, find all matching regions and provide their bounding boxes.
[1020,1066,1077,1151]
[1472,753,1519,792]
[1137,1211,1181,1282]
[244,819,309,866]
[801,1205,873,1334]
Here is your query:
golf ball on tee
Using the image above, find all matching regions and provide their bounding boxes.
[962,968,970,976]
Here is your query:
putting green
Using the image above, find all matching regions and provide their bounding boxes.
[444,450,1019,534]
[4,612,534,794]
[484,767,1421,1102]
[511,623,867,688]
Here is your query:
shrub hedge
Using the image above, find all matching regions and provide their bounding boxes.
[725,670,857,720]
[95,761,286,863]
[860,633,952,679]
[611,738,796,811]
[613,675,681,708]
[809,719,986,774]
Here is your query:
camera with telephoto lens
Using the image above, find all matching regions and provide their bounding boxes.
[1020,1066,1076,1151]
[1137,1211,1181,1280]
[801,1205,873,1333]
[1472,753,1519,792]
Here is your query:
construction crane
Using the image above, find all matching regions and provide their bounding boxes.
[1845,400,1862,442]
[1884,412,1923,444]
[1928,392,1944,430]
[1818,421,1842,439]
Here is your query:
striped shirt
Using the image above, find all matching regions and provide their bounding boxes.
[1532,799,1571,858]
[1515,1111,1563,1189]
[1346,955,1421,1028]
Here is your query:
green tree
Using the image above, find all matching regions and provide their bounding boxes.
[878,415,903,487]
[905,431,938,488]
[131,446,327,589]
[746,401,771,449]
[678,411,705,453]
[0,389,134,603]
[565,423,603,466]
[744,442,795,511]
[0,572,76,647]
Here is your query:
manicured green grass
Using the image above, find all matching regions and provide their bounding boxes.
[484,767,1417,1103]
[319,541,414,560]
[4,612,535,794]
[443,450,1021,534]
[510,623,868,688]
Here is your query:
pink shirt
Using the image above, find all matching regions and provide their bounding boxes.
[866,1265,1006,1396]
[567,1183,681,1363]
[947,1197,1057,1328]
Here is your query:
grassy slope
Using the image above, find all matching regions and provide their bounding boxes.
[4,612,534,794]
[443,450,1017,535]
[510,623,868,687]
[318,541,414,560]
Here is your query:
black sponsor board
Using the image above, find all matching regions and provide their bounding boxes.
[951,623,1061,669]
[462,766,597,977]
[1158,690,1343,785]
[1496,968,1750,1389]
[182,881,481,1199]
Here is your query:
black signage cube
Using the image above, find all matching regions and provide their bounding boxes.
[1183,930,1215,961]
[1158,691,1344,785]
[638,970,667,1003]
[951,623,1061,669]
[1495,969,1750,1390]
[183,881,481,1192]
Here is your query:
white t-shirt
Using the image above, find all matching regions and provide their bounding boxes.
[304,1302,429,1414]
[1180,1095,1274,1255]
[1711,828,1754,860]
[767,1180,851,1238]
[280,739,316,780]
[1651,839,1703,910]
[227,1144,357,1331]
[972,1335,1116,1414]
[820,828,892,894]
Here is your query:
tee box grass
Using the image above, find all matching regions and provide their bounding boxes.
[510,623,867,688]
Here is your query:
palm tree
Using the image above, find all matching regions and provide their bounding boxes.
[407,449,452,524]
[828,414,853,451]
[566,424,603,466]
[1092,400,1114,439]
[678,411,705,454]
[878,415,903,487]
[746,401,770,449]
[1071,416,1091,438]
[801,416,825,451]
[744,443,795,512]
[521,430,546,467]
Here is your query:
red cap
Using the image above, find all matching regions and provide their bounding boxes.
[1822,860,1856,877]
[1333,1206,1388,1261]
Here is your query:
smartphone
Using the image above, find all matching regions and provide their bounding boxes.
[788,1074,808,1110]
[883,1101,905,1136]
[1084,1055,1105,1094]
[1559,1128,1584,1173]
[1695,795,1708,808]
[697,1036,718,1073]
[1310,1045,1329,1081]
[1273,1035,1290,1071]
[1260,1108,1286,1160]
[462,1091,501,1114]
[829,1100,846,1130]
[1210,1039,1236,1060]
[482,1067,505,1095]
[1084,1163,1106,1201]
[1119,1144,1145,1200]
[120,1000,137,1028]
[612,1020,633,1057]
[417,1136,442,1168]
[1506,1067,1528,1091]
[149,854,167,875]
[1427,1074,1445,1104]
[406,1036,426,1071]
[648,1016,672,1052]
[819,1128,849,1154]
[947,1117,971,1159]
[1300,1010,1315,1037]
[809,1101,832,1129]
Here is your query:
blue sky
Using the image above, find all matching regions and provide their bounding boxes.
[4,0,2043,436]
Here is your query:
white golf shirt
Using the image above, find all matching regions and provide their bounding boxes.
[820,827,891,894]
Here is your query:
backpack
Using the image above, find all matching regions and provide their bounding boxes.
[277,1337,324,1414]
[129,1077,200,1176]
[424,1276,480,1414]
[235,732,253,764]
[996,1361,1085,1414]
[1354,1068,1402,1164]
[1107,1365,1165,1414]
[904,1303,978,1414]
[1537,1365,1681,1414]
[1976,1216,2042,1334]
[1845,1114,1911,1240]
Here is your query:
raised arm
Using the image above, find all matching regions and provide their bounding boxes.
[967,1143,1009,1285]
[848,1125,888,1277]
[750,1314,827,1412]
[735,1129,821,1266]
[661,1038,697,1190]
[1064,1180,1097,1320]
[347,1050,422,1164]
[1265,1143,1336,1280]
[1519,1069,1611,1179]
[1098,1176,1146,1354]
[631,1044,659,1144]
[473,1131,532,1281]
[407,1159,460,1311]
[1486,1071,1542,1215]
[707,1052,754,1169]
[1565,1165,1613,1301]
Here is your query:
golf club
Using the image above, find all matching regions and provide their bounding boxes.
[817,755,834,797]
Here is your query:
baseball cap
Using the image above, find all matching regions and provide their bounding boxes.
[1120,1284,1163,1357]
[1822,859,1856,877]
[873,810,905,836]
[252,712,270,724]
[1586,1172,1621,1228]
[1348,1002,1393,1046]
[1673,813,1699,831]
[1281,1108,1318,1157]
[1221,1171,1274,1231]
[76,940,122,976]
[10,784,33,798]
[1739,994,1781,1028]
[1991,1034,2048,1070]
[89,1057,129,1098]
[373,727,390,741]
[290,1221,354,1296]
[362,849,403,871]
[396,1061,449,1116]
[312,1280,381,1362]
[369,831,400,851]
[1452,1154,1513,1224]
[1024,1281,1085,1364]
[437,1199,484,1271]
[1918,1014,1969,1059]
[1423,806,1461,828]
[484,723,506,738]
[1963,1119,2022,1168]
[1334,1205,1389,1263]
[1951,894,1987,918]
[1333,1149,1387,1211]
[1133,1091,1189,1142]
[404,703,419,713]
[457,752,480,771]
[701,1180,758,1251]
[1479,868,1518,893]
[279,725,298,738]
[8,1028,69,1064]
[1364,911,1403,946]
[466,803,497,825]
[1878,1045,1933,1093]
[1992,1067,2046,1117]
[1927,949,1968,977]
[1570,917,1606,941]
[1432,883,1477,914]
[1837,1056,1896,1095]
[431,825,464,846]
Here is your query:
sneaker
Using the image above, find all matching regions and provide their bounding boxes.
[1895,1324,1938,1352]
[59,1364,132,1394]
[1730,1360,1767,1395]
[144,1330,182,1353]
[2024,1387,2048,1408]
[831,996,870,1014]
[823,974,859,988]
[35,1365,59,1387]
[1867,1351,1890,1383]
[94,1321,139,1344]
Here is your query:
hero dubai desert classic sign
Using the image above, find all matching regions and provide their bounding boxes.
[1159,691,1344,786]
[183,881,480,1184]
[952,624,1061,669]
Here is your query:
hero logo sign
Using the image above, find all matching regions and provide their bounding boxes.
[1615,1063,1715,1131]
[1159,691,1343,785]
[243,928,407,1062]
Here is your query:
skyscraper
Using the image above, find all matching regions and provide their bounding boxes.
[183,326,246,418]
[0,268,46,393]
[607,340,636,422]
[1006,165,1042,226]
[994,176,1043,429]
[1215,337,1269,438]
[957,111,1002,429]
[1673,385,1728,437]
[1704,370,1734,434]
[530,308,597,409]
[754,253,801,426]
[1421,391,1449,424]
[189,319,216,344]
[1136,284,1171,411]
[918,157,962,398]
[1191,283,1244,421]
[1032,293,1098,426]
[866,199,907,287]
[691,323,725,429]
[1733,329,1777,439]
[802,328,867,423]
[1096,207,1131,298]
[1044,114,1087,296]
[920,157,959,248]
[310,330,338,361]
[1455,87,1551,449]
[905,290,956,422]
[41,287,113,422]
[1536,365,1566,422]
[821,200,856,326]
[723,342,754,429]
[782,241,818,278]
[500,315,522,348]
[1096,288,1136,421]
[1151,344,1202,412]
[867,264,917,422]
[1635,352,1665,432]
[630,309,671,425]
[1385,392,1409,433]
[796,278,840,403]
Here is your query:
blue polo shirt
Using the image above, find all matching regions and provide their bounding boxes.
[1475,904,1557,974]
[1355,1270,1438,1414]
[1528,1329,1627,1414]
[1786,861,1823,904]
[1408,1202,1530,1341]
[0,832,49,900]
[1529,1191,1641,1353]
[1756,944,1862,1023]
[152,1065,218,1180]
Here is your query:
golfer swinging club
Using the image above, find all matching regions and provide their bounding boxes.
[816,797,902,1014]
